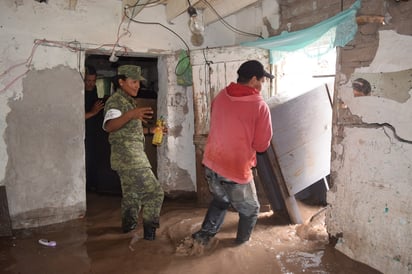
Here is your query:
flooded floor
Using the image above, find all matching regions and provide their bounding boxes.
[0,193,381,274]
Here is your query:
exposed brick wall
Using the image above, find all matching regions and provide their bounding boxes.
[276,0,348,34]
[276,0,412,77]
[336,0,412,131]
[385,0,412,35]
[276,0,412,192]
[332,0,412,187]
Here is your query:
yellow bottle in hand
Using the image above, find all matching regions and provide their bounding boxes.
[152,117,164,146]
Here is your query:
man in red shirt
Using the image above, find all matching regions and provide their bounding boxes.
[193,60,274,245]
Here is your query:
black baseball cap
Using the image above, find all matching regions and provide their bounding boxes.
[237,60,274,80]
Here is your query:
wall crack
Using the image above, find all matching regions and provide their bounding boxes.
[339,122,412,144]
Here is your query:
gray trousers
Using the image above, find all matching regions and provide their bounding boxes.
[200,167,260,242]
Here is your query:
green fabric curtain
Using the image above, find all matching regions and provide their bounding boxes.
[241,0,361,63]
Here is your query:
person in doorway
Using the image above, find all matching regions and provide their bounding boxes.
[192,60,274,245]
[85,66,105,120]
[84,66,105,192]
[103,65,165,240]
[352,77,372,97]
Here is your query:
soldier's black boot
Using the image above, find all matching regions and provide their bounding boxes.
[122,208,137,233]
[143,225,156,240]
[143,219,159,240]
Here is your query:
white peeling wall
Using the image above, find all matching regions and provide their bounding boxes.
[157,55,196,195]
[0,1,122,189]
[0,0,262,186]
[327,30,412,273]
[5,66,85,228]
[0,0,239,228]
[0,3,122,228]
[0,0,282,228]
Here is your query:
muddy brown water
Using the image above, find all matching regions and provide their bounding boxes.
[0,193,381,274]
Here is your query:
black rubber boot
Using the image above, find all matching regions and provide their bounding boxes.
[143,219,159,240]
[143,225,156,240]
[235,213,257,244]
[122,208,137,233]
[191,198,229,245]
[192,230,214,245]
[200,198,229,235]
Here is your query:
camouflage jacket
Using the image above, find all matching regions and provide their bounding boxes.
[104,89,151,171]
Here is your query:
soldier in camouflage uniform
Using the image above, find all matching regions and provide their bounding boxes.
[103,65,164,240]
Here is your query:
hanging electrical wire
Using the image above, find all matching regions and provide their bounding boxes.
[124,10,190,51]
[108,13,132,62]
[202,46,213,67]
[125,0,163,8]
[202,47,213,126]
[0,39,85,93]
[66,40,83,78]
[200,0,264,39]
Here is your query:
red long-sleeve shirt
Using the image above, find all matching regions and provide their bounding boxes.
[202,82,273,184]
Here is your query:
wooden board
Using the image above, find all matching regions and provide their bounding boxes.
[270,84,332,195]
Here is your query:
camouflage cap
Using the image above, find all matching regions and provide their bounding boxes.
[117,65,146,81]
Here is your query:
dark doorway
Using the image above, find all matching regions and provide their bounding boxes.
[84,54,158,195]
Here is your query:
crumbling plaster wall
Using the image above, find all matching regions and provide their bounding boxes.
[0,0,285,229]
[275,0,412,272]
[156,55,196,196]
[327,1,412,273]
[0,0,239,228]
[5,66,85,228]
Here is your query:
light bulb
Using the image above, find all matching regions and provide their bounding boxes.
[187,6,204,35]
[189,15,204,34]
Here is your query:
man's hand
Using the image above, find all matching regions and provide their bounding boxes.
[91,100,104,115]
[85,100,104,120]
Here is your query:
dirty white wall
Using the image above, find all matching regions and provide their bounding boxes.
[4,66,85,228]
[0,0,281,228]
[328,30,412,274]
[0,0,230,228]
[272,1,412,272]
[157,55,197,195]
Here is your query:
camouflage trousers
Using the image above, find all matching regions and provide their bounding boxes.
[117,168,164,229]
